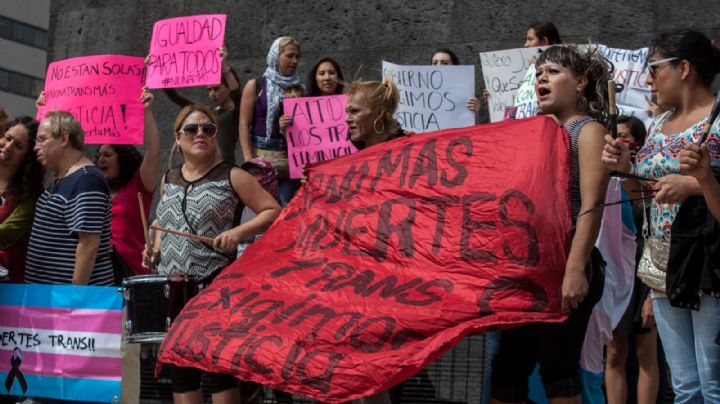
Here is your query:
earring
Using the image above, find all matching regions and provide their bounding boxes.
[373,117,385,134]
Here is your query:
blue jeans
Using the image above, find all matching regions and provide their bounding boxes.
[653,295,720,403]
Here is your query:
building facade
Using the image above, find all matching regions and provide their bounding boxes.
[0,0,50,117]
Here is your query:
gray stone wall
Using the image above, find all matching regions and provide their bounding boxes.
[49,0,720,165]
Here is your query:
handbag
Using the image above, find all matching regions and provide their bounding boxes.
[636,199,670,291]
[637,238,669,291]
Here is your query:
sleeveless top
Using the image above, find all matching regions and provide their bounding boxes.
[635,110,720,240]
[565,115,595,221]
[156,162,244,278]
[251,79,281,140]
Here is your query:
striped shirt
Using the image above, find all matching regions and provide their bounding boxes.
[565,115,594,221]
[24,166,114,285]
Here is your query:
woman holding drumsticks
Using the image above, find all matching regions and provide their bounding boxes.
[142,104,280,404]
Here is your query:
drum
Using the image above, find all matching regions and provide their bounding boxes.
[123,274,204,343]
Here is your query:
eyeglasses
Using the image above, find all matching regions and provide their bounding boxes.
[647,57,679,78]
[179,123,217,138]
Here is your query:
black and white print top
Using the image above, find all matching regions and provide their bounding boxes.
[156,162,244,278]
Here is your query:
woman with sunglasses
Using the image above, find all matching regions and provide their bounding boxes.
[143,104,281,404]
[603,30,720,402]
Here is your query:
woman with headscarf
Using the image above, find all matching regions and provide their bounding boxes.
[239,36,304,206]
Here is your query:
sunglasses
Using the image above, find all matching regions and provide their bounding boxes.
[180,123,217,138]
[647,57,679,78]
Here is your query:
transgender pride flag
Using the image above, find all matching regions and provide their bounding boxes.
[0,284,122,402]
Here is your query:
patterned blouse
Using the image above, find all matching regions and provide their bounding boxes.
[634,111,720,240]
[156,162,244,278]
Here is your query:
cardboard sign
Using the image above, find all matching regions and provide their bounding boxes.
[382,62,475,132]
[480,47,546,122]
[512,45,653,122]
[0,284,122,402]
[284,95,356,179]
[146,14,227,88]
[158,116,572,403]
[38,55,145,144]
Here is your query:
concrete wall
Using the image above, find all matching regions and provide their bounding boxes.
[48,0,720,164]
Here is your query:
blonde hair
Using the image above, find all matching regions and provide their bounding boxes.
[347,76,400,134]
[279,37,300,54]
[44,110,84,150]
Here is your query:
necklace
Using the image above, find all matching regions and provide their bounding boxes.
[59,153,86,178]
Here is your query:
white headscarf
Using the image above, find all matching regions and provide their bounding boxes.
[262,36,303,138]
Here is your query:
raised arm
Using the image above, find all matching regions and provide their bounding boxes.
[139,88,160,192]
[220,46,240,92]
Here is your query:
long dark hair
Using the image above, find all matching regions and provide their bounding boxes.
[650,30,720,89]
[536,45,613,124]
[95,145,143,190]
[6,117,44,200]
[528,21,562,45]
[306,57,345,96]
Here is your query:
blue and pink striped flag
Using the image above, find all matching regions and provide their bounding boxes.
[0,284,122,402]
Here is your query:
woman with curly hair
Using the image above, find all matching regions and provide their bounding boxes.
[0,116,44,282]
[490,45,612,404]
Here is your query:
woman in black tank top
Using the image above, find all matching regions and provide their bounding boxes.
[490,46,612,404]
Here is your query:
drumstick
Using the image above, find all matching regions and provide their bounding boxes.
[151,225,215,244]
[608,80,618,138]
[137,193,151,249]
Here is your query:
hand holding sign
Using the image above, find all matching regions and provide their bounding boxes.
[283,94,356,179]
[37,55,146,144]
[382,62,475,132]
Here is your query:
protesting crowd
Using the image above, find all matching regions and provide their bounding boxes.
[0,16,719,404]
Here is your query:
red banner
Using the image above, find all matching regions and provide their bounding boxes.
[158,116,572,403]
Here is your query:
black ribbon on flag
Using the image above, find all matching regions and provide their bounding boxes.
[5,348,28,394]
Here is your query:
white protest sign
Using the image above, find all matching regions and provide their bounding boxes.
[512,45,652,123]
[480,46,546,122]
[382,61,475,132]
[597,45,652,121]
[512,65,540,119]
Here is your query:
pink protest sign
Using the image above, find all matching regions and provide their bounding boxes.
[283,95,357,179]
[37,55,145,145]
[146,14,226,88]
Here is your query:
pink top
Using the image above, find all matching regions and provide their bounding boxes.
[112,171,153,275]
